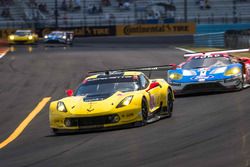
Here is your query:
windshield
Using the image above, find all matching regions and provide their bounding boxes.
[75,76,140,97]
[50,32,64,36]
[183,57,231,69]
[15,31,31,36]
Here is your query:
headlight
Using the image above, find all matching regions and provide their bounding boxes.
[116,96,133,108]
[183,70,196,76]
[62,36,66,39]
[57,101,67,112]
[44,35,48,39]
[224,67,241,76]
[210,67,227,74]
[28,36,33,40]
[9,35,14,40]
[169,73,183,80]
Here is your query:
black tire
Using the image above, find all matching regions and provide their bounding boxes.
[165,89,174,118]
[52,128,60,135]
[236,72,244,90]
[236,80,243,90]
[141,98,148,124]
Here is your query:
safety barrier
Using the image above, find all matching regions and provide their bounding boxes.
[194,32,225,47]
[0,22,196,38]
[225,30,250,48]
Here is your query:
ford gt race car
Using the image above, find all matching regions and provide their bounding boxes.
[44,31,74,44]
[167,49,250,95]
[8,30,38,44]
[49,68,174,134]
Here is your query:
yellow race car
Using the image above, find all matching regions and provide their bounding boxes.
[8,30,38,44]
[49,69,174,134]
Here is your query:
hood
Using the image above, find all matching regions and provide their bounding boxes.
[169,64,241,83]
[83,92,114,102]
[60,91,134,115]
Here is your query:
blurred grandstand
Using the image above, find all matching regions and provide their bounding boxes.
[0,0,250,28]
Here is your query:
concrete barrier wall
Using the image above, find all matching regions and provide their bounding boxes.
[225,29,250,48]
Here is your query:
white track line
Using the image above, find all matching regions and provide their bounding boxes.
[175,47,195,53]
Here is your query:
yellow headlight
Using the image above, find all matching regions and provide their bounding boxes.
[28,36,33,40]
[57,101,67,112]
[9,35,15,40]
[169,73,183,80]
[116,96,133,108]
[224,67,241,76]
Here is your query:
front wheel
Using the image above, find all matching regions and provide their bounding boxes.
[165,89,174,118]
[141,98,148,124]
[236,73,244,90]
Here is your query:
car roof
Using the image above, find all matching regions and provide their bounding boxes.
[188,53,230,61]
[86,71,142,80]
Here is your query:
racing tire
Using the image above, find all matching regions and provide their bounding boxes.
[236,72,244,90]
[141,98,148,125]
[52,128,60,135]
[165,89,174,118]
[236,81,243,90]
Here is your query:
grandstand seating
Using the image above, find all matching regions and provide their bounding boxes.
[0,0,250,28]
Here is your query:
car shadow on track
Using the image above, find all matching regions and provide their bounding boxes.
[175,89,243,98]
[44,124,143,137]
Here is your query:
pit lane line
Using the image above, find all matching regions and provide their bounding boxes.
[0,97,51,149]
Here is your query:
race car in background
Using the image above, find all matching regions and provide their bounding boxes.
[44,31,74,44]
[8,30,38,44]
[49,66,174,133]
[167,49,250,95]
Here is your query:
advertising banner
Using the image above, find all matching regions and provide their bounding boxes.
[116,23,196,36]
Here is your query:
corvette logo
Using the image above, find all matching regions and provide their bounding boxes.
[87,103,95,112]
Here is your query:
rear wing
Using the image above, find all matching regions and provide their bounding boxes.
[184,48,250,58]
[88,65,174,78]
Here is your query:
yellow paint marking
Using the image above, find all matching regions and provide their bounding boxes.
[0,97,51,149]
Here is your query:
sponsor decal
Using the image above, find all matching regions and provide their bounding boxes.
[199,68,207,77]
[83,26,116,37]
[126,113,134,117]
[194,54,225,59]
[116,22,195,36]
[191,75,214,81]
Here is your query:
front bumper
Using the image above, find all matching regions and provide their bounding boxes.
[169,77,242,95]
[8,39,35,44]
[44,38,66,44]
[50,107,142,131]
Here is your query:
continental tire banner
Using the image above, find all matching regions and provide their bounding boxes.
[41,26,116,37]
[116,23,196,36]
[84,26,116,37]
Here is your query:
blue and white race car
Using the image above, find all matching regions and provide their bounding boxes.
[167,49,250,95]
[44,31,74,44]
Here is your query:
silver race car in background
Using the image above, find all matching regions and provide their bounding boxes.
[44,31,74,45]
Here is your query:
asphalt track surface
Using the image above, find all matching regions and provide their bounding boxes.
[0,36,250,167]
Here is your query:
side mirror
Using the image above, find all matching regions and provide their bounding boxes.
[66,89,74,96]
[170,64,177,69]
[146,82,161,92]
